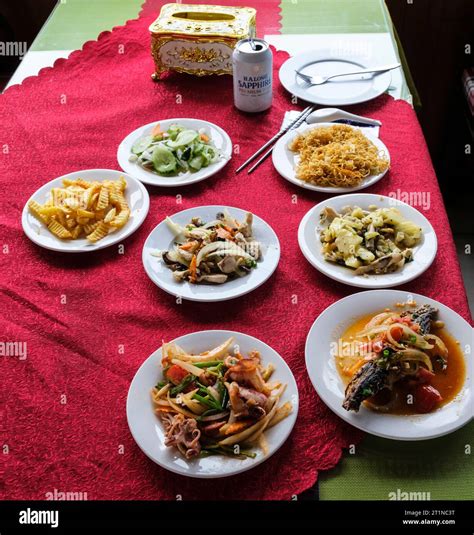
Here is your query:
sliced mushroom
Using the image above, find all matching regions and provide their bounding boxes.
[320,206,339,224]
[177,248,194,263]
[162,251,185,271]
[354,252,404,275]
[239,212,253,237]
[173,269,190,282]
[217,255,239,274]
[186,228,209,240]
[200,261,212,274]
[365,223,376,252]
[191,216,203,227]
[197,274,228,284]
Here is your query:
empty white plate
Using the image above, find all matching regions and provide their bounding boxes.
[127,330,299,478]
[22,169,150,253]
[305,290,472,440]
[279,51,392,106]
[117,118,232,187]
[272,122,390,193]
[142,205,280,302]
[298,194,437,288]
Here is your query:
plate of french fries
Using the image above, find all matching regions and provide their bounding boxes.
[22,169,150,252]
[126,330,299,478]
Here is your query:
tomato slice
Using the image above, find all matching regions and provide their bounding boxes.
[372,340,384,353]
[390,325,404,341]
[414,385,442,413]
[417,367,435,384]
[166,364,189,385]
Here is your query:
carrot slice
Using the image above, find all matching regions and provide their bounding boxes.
[152,124,162,137]
[180,240,198,251]
[189,254,197,283]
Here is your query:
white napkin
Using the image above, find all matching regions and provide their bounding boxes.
[282,110,380,138]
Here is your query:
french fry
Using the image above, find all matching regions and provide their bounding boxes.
[110,209,130,229]
[71,225,82,239]
[83,221,99,235]
[96,186,109,210]
[27,177,130,243]
[28,200,49,224]
[103,207,116,224]
[86,221,109,243]
[47,220,72,239]
[77,209,95,218]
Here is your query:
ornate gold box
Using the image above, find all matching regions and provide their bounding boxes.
[149,3,256,79]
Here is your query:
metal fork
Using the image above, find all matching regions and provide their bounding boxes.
[295,63,400,86]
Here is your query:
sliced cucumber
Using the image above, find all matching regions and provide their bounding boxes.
[132,135,153,155]
[193,142,205,155]
[189,155,203,171]
[152,145,177,174]
[167,129,199,149]
[167,124,183,140]
[201,146,217,166]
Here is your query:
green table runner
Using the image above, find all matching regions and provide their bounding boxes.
[31,0,143,51]
[281,0,390,34]
[320,422,473,500]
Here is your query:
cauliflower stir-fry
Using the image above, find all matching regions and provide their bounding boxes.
[319,205,422,275]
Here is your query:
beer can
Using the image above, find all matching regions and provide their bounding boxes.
[232,38,273,113]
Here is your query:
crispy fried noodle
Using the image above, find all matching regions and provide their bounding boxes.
[289,124,389,188]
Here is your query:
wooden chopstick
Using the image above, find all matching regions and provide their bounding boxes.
[246,105,315,175]
[235,105,314,174]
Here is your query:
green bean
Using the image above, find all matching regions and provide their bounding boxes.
[193,361,223,368]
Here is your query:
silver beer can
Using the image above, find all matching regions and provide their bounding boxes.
[232,38,273,113]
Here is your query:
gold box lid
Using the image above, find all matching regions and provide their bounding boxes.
[149,3,256,39]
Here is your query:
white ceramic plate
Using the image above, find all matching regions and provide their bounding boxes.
[142,205,280,302]
[272,122,390,193]
[127,330,299,478]
[305,290,472,440]
[298,194,437,288]
[279,51,392,106]
[117,118,232,187]
[22,169,150,253]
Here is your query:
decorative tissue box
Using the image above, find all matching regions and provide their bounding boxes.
[149,3,256,79]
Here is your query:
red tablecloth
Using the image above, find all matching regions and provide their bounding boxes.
[1,12,471,500]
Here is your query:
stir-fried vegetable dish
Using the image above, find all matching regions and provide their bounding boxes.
[158,210,261,284]
[152,337,292,459]
[319,205,422,275]
[130,123,221,176]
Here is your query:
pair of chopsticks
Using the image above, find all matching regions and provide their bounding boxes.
[236,105,316,175]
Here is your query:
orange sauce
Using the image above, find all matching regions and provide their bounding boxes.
[337,311,466,415]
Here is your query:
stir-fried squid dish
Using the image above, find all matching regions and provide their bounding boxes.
[319,205,422,275]
[337,304,465,414]
[151,337,292,459]
[158,210,261,284]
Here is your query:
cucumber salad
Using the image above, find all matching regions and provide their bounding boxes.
[129,123,221,176]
